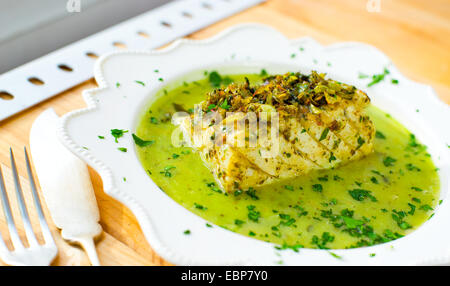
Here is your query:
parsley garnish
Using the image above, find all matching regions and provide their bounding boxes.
[245,187,259,200]
[329,252,342,259]
[405,163,421,172]
[275,242,303,252]
[375,131,386,139]
[111,129,128,143]
[419,204,433,211]
[367,68,390,87]
[208,71,233,88]
[329,152,337,163]
[311,232,334,249]
[356,136,365,149]
[312,184,323,192]
[284,185,294,191]
[383,156,396,167]
[194,203,207,210]
[160,166,176,177]
[234,219,244,226]
[319,128,329,141]
[219,99,231,110]
[247,205,261,222]
[132,133,154,147]
[348,189,377,202]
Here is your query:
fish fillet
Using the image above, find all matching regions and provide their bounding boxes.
[176,71,375,192]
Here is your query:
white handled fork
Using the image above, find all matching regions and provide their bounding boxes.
[0,148,57,266]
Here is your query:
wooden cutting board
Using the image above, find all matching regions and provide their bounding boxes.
[0,0,448,266]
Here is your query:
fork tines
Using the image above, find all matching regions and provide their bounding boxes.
[0,147,57,266]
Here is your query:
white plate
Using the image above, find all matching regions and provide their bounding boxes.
[58,24,450,265]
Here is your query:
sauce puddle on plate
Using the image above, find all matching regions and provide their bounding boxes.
[136,73,440,249]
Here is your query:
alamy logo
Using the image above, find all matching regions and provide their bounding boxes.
[66,0,81,13]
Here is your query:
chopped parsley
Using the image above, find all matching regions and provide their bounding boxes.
[312,184,323,193]
[319,128,329,141]
[132,133,154,147]
[329,152,337,163]
[311,232,334,249]
[247,205,261,222]
[160,166,176,177]
[383,156,396,167]
[111,129,128,143]
[219,99,231,110]
[118,147,127,152]
[135,80,145,86]
[419,204,433,211]
[234,219,245,226]
[348,189,377,202]
[194,203,207,210]
[367,68,390,87]
[275,242,303,252]
[206,182,222,194]
[208,71,232,88]
[245,187,259,199]
[392,209,411,230]
[405,163,421,172]
[356,136,365,149]
[284,185,294,191]
[375,131,386,139]
[329,252,342,259]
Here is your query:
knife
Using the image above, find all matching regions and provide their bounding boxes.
[29,108,102,266]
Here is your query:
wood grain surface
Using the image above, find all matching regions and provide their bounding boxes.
[0,0,448,265]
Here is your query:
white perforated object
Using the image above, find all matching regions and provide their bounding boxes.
[0,0,264,121]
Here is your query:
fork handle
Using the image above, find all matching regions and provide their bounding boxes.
[77,237,100,266]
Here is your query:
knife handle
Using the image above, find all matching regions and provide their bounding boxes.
[78,237,100,266]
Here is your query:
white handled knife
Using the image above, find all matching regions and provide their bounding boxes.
[29,108,102,266]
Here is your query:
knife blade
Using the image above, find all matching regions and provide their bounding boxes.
[29,108,102,266]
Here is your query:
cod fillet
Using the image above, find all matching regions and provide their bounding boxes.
[175,71,375,193]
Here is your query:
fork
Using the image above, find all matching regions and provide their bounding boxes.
[0,147,57,266]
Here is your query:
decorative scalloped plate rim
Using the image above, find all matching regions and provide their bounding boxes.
[58,23,450,265]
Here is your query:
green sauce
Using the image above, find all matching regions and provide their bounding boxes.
[136,73,440,249]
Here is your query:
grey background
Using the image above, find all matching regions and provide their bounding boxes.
[0,0,171,74]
